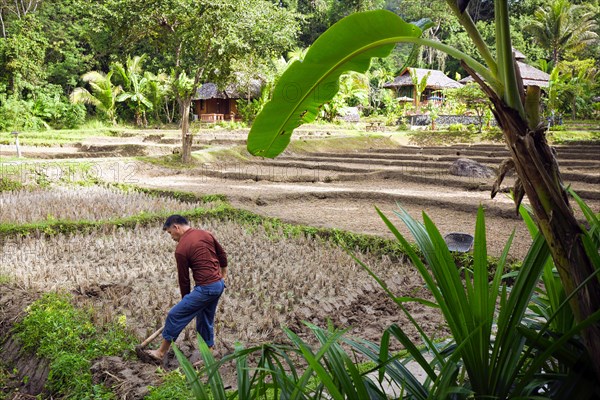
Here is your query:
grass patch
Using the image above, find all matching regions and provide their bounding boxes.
[548,130,600,144]
[0,128,122,146]
[114,184,228,204]
[408,130,479,146]
[561,119,600,130]
[0,177,23,192]
[286,134,398,154]
[0,363,15,400]
[0,204,227,237]
[14,292,136,398]
[145,370,191,400]
[0,155,30,163]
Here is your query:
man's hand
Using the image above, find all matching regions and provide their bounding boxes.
[220,267,227,283]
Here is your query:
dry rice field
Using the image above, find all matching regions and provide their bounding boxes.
[0,182,443,392]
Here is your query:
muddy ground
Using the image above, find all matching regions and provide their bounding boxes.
[1,128,599,397]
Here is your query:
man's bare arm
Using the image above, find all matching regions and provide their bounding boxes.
[220,267,227,281]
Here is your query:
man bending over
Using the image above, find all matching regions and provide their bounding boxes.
[147,215,227,361]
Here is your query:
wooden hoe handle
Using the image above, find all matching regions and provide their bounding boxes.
[139,325,164,349]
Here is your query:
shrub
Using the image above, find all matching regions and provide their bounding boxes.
[0,177,23,192]
[0,84,86,131]
[14,292,136,398]
[0,96,48,131]
[482,126,504,142]
[549,124,566,131]
[448,123,467,132]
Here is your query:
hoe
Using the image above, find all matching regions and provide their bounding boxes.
[135,325,164,364]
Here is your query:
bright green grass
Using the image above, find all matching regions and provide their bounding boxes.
[14,292,137,398]
[548,129,600,143]
[0,127,146,146]
[145,371,191,400]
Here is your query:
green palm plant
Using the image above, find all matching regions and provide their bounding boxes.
[287,47,308,64]
[112,55,153,127]
[359,206,600,398]
[322,72,369,121]
[526,0,599,65]
[69,71,122,125]
[245,3,600,376]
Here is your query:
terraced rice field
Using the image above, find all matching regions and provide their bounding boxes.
[132,141,600,260]
[0,181,442,392]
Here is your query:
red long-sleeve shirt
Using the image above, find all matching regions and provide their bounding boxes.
[175,228,227,298]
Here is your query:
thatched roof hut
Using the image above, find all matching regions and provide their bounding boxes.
[192,78,262,122]
[193,79,262,100]
[383,68,462,90]
[383,68,461,106]
[458,50,550,88]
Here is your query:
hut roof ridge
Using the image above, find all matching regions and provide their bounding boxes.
[383,67,462,90]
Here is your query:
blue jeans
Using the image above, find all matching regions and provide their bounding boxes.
[162,279,225,347]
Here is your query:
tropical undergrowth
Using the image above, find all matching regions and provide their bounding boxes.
[145,370,190,400]
[13,292,137,399]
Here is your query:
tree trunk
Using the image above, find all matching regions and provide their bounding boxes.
[180,97,193,163]
[464,62,600,380]
[493,92,600,379]
[135,110,142,127]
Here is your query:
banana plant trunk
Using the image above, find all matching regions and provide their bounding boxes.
[179,97,193,163]
[479,74,600,378]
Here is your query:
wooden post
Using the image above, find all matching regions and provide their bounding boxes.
[11,131,21,158]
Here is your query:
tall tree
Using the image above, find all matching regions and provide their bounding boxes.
[112,0,298,162]
[0,14,47,95]
[0,0,41,39]
[526,0,599,64]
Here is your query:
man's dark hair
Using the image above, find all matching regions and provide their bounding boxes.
[163,215,189,230]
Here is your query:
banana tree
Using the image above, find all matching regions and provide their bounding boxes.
[246,2,600,379]
[113,55,153,127]
[410,68,431,113]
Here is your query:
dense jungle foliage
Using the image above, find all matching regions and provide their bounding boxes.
[0,0,598,130]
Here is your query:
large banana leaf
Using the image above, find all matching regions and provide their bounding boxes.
[247,11,423,158]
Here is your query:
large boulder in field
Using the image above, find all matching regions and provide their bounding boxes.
[449,158,495,178]
[337,106,361,122]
